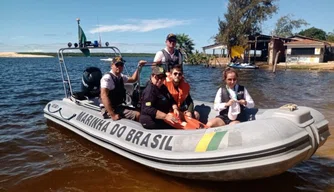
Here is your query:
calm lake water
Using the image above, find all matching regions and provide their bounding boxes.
[0,57,333,192]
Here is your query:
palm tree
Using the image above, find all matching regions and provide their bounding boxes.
[175,33,195,61]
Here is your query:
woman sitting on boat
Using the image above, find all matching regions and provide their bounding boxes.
[206,67,255,128]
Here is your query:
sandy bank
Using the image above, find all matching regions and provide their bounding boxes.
[207,61,334,71]
[265,62,334,71]
[0,52,53,58]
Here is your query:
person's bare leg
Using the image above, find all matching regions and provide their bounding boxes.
[206,117,225,128]
[229,120,240,125]
[194,111,200,120]
[134,111,140,121]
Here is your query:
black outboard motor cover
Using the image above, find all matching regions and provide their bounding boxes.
[81,67,102,98]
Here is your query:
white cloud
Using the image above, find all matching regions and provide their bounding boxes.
[89,19,191,34]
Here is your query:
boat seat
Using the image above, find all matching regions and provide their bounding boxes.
[72,90,100,100]
[72,92,87,100]
[194,104,212,124]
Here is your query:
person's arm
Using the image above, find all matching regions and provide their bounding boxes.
[127,60,147,83]
[185,95,194,113]
[155,94,175,122]
[242,88,255,108]
[153,51,163,64]
[179,95,193,117]
[100,88,119,120]
[213,88,235,111]
[166,90,179,122]
[141,86,169,120]
[141,87,158,118]
[163,86,180,117]
[156,110,168,119]
[213,88,226,111]
[100,74,119,120]
[172,104,180,118]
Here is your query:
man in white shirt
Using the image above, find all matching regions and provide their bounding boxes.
[153,33,182,72]
[100,56,146,121]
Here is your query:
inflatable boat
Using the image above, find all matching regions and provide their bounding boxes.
[44,45,330,181]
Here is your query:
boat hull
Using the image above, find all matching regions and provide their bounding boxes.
[44,98,330,181]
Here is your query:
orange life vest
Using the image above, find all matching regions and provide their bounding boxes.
[164,76,190,108]
[164,113,209,130]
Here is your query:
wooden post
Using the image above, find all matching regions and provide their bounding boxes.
[248,44,251,64]
[254,36,258,64]
[273,50,281,73]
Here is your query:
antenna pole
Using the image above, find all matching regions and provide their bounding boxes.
[76,18,80,45]
[97,17,102,47]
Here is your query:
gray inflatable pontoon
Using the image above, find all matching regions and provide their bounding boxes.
[44,46,330,181]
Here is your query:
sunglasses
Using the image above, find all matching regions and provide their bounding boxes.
[173,72,182,76]
[155,75,166,80]
[115,62,124,67]
[168,39,176,43]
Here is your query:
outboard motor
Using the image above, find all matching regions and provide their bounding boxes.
[81,67,102,98]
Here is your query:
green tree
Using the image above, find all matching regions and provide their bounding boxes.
[175,33,195,61]
[327,31,334,42]
[187,50,211,65]
[272,14,309,37]
[215,0,278,58]
[187,50,201,65]
[298,27,327,40]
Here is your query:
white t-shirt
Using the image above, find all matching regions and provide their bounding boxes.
[153,48,182,64]
[100,70,129,90]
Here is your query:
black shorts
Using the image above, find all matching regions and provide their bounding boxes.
[216,112,247,125]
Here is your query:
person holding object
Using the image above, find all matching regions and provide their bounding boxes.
[206,67,254,128]
[100,56,146,121]
[164,64,199,120]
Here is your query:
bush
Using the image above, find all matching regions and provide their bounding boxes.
[186,51,214,65]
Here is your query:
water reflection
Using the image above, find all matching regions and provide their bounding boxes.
[9,121,334,192]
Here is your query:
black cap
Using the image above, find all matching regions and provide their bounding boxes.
[152,66,166,76]
[111,56,125,64]
[166,33,176,40]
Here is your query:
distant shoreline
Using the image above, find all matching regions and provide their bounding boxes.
[264,62,334,71]
[0,52,54,58]
[0,52,155,58]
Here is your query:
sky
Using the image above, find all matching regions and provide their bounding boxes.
[0,0,333,53]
